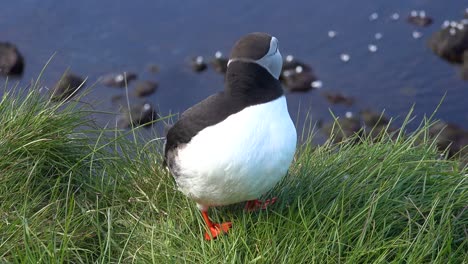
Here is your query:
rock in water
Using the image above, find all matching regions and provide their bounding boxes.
[280,55,318,92]
[100,72,137,87]
[360,109,390,127]
[210,51,228,74]
[0,42,25,76]
[51,73,85,101]
[134,80,158,97]
[117,101,157,128]
[191,56,207,72]
[322,91,355,106]
[407,10,433,27]
[429,20,468,63]
[321,115,361,143]
[429,121,468,158]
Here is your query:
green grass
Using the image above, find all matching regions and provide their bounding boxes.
[0,85,466,263]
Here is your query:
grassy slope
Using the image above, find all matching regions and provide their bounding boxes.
[0,88,466,263]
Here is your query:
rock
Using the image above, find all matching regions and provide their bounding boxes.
[50,73,85,101]
[322,91,354,106]
[429,121,467,157]
[134,80,158,97]
[0,42,24,76]
[281,55,312,72]
[191,56,207,72]
[100,72,137,87]
[117,101,157,128]
[407,10,433,27]
[363,125,393,141]
[360,109,390,127]
[321,115,361,143]
[210,51,228,74]
[359,110,394,141]
[280,55,317,92]
[465,8,468,18]
[429,20,468,64]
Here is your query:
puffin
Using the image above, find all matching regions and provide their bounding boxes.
[164,32,297,240]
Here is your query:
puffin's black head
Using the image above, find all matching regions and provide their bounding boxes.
[228,32,282,79]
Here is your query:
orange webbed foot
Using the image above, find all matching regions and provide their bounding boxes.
[204,222,232,240]
[201,209,232,240]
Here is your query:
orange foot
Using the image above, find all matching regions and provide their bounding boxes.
[204,222,232,240]
[244,197,278,212]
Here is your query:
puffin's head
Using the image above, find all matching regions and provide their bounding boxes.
[228,32,282,79]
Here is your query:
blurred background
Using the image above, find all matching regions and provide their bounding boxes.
[1,1,467,147]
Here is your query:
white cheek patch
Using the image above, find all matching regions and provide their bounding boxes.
[255,50,282,79]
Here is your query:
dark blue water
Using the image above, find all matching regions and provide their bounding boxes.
[1,0,467,133]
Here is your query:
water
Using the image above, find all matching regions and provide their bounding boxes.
[1,0,467,134]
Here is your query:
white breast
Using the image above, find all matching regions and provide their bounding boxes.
[173,95,297,207]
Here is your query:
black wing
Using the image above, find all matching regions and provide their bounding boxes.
[164,92,243,164]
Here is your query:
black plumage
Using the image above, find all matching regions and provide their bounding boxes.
[164,61,283,170]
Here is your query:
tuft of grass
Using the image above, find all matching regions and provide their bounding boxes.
[0,84,466,263]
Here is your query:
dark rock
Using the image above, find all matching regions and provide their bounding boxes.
[280,55,317,92]
[100,72,137,87]
[282,70,317,92]
[429,121,468,157]
[465,8,468,18]
[0,42,24,76]
[456,133,468,154]
[363,125,394,141]
[281,55,312,73]
[134,80,158,97]
[117,101,157,128]
[407,10,433,27]
[360,109,390,127]
[50,73,85,101]
[321,114,361,143]
[360,110,395,141]
[210,51,228,74]
[322,91,354,106]
[191,56,207,72]
[428,20,468,64]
